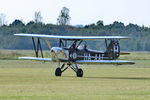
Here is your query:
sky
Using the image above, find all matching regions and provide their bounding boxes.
[0,0,150,26]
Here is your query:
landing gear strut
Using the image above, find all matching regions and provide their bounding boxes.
[55,63,83,77]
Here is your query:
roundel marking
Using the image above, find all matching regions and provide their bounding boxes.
[72,52,77,59]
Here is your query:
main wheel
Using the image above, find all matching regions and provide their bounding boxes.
[76,68,83,77]
[55,68,62,76]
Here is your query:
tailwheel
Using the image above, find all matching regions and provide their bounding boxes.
[55,68,62,76]
[76,68,83,77]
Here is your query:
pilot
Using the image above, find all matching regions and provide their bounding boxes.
[72,43,76,49]
[83,44,88,51]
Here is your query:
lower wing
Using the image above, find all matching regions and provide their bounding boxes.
[18,57,68,62]
[18,57,135,65]
[75,60,135,65]
[19,57,52,61]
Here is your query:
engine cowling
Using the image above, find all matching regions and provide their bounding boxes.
[50,47,69,62]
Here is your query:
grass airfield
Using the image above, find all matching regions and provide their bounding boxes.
[0,51,150,100]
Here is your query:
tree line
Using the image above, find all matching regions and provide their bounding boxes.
[0,7,150,51]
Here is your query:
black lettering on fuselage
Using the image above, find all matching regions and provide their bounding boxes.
[83,52,105,60]
[68,49,116,61]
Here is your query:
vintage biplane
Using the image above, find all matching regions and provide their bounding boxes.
[14,33,135,77]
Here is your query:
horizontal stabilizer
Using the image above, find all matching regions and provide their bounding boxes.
[120,52,131,55]
[75,60,135,65]
[19,57,52,61]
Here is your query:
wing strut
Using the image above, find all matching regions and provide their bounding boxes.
[105,39,108,48]
[32,37,44,58]
[59,39,65,47]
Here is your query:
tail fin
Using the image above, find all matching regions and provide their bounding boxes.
[105,40,120,59]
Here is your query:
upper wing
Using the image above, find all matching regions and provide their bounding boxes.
[75,60,135,65]
[14,33,129,40]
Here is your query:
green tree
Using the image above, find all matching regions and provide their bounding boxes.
[57,7,71,25]
[96,20,104,27]
[0,13,7,26]
[10,19,25,27]
[34,11,43,23]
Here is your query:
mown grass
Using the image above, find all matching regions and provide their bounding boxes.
[0,50,50,60]
[0,50,150,100]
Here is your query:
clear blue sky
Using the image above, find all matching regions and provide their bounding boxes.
[0,0,149,26]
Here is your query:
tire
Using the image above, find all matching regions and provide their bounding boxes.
[76,68,83,77]
[55,68,62,76]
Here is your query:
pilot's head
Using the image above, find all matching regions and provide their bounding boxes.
[84,44,87,49]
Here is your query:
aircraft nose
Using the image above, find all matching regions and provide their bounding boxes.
[50,47,58,61]
[50,47,62,53]
[50,47,63,61]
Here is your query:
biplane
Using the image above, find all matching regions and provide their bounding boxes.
[14,33,135,77]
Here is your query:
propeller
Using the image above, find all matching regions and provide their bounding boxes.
[43,39,52,50]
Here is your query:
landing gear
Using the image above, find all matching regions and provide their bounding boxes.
[55,68,62,76]
[55,63,83,77]
[76,68,83,77]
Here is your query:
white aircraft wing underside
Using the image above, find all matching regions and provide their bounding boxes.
[19,57,52,61]
[19,57,134,65]
[14,33,129,40]
[75,60,135,65]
